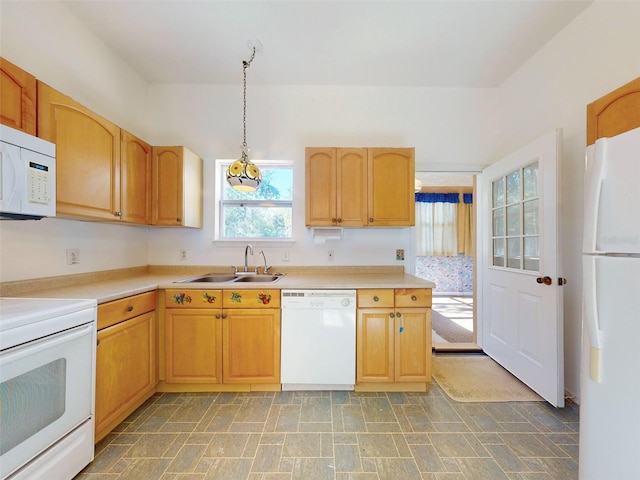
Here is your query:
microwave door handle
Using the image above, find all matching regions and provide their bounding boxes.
[1,145,19,206]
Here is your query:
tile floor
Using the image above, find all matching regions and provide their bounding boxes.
[76,381,579,480]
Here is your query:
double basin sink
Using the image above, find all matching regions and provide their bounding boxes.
[175,273,285,284]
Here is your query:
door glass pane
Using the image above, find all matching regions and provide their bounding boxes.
[493,238,505,267]
[492,178,505,207]
[493,208,505,236]
[506,170,521,204]
[523,163,538,200]
[524,237,539,271]
[507,238,521,269]
[506,204,521,236]
[524,200,538,235]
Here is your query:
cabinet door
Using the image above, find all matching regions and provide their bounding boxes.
[38,81,121,220]
[165,308,222,383]
[223,308,281,384]
[152,146,203,228]
[152,146,183,226]
[356,309,394,383]
[367,148,415,226]
[95,312,157,437]
[121,130,151,224]
[0,57,36,135]
[305,147,337,226]
[336,148,368,226]
[394,308,431,382]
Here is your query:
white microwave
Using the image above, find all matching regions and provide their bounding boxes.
[0,125,56,220]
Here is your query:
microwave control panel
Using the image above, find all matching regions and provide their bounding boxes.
[27,161,52,206]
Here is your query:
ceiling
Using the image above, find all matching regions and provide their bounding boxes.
[60,0,592,88]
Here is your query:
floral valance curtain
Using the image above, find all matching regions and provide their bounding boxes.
[415,192,473,256]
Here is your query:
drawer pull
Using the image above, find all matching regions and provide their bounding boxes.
[373,296,379,302]
[126,305,134,312]
[411,295,417,301]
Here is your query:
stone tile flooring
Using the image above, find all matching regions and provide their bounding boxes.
[76,384,579,480]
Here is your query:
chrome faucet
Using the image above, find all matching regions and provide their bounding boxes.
[259,250,271,274]
[244,243,253,272]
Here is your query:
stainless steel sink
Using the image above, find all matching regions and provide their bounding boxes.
[175,274,238,283]
[175,273,284,284]
[234,275,282,283]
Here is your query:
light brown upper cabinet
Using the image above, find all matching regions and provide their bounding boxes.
[38,81,122,221]
[1,57,37,135]
[368,148,415,226]
[121,131,152,224]
[305,147,415,227]
[305,147,368,226]
[37,81,152,224]
[587,76,640,145]
[152,146,203,228]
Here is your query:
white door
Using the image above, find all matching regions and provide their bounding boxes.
[478,129,564,407]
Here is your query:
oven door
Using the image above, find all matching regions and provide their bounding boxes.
[0,322,95,479]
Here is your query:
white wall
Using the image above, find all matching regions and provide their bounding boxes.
[0,1,150,281]
[494,0,640,400]
[144,84,498,268]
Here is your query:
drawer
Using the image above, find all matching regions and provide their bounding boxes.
[222,289,281,308]
[394,288,432,308]
[165,289,222,308]
[357,289,394,308]
[98,291,157,330]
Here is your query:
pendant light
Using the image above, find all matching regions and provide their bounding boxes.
[226,39,262,191]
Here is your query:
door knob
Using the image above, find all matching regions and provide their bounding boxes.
[536,276,553,285]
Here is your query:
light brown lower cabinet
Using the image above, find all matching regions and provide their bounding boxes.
[95,292,157,442]
[162,289,280,391]
[356,288,432,391]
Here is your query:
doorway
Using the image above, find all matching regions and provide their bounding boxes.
[413,172,480,352]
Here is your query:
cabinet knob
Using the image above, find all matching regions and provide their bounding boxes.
[96,339,100,346]
[215,313,221,319]
[222,313,227,319]
[337,218,342,223]
[332,218,337,223]
[411,295,417,301]
[369,218,374,223]
[126,305,134,312]
[114,211,122,217]
[373,296,379,302]
[389,312,394,318]
[396,312,402,318]
[176,218,182,222]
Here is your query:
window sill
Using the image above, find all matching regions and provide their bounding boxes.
[212,239,296,248]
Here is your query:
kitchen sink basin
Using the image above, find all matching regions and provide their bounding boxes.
[175,274,238,283]
[175,273,284,284]
[234,275,282,283]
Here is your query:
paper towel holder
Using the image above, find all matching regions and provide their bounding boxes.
[311,227,343,244]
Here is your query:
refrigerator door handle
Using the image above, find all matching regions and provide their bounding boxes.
[583,255,603,382]
[583,140,607,253]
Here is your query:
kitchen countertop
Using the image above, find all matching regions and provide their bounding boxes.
[2,266,436,304]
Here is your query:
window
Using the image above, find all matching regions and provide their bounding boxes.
[216,159,293,240]
[491,162,539,271]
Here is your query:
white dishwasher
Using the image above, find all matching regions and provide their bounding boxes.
[281,290,356,390]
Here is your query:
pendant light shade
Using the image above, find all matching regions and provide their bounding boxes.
[226,39,262,192]
[226,148,262,191]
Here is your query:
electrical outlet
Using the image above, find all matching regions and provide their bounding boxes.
[396,249,405,261]
[180,249,187,261]
[66,249,80,265]
[328,250,334,261]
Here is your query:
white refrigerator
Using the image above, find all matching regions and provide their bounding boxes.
[580,126,640,479]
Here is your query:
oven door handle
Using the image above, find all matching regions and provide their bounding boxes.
[0,323,94,365]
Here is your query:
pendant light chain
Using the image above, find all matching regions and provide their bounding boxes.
[242,47,256,153]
